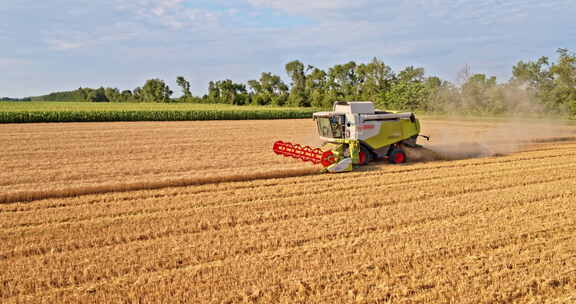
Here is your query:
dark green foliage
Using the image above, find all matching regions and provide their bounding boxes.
[248,72,289,106]
[0,97,31,101]
[510,48,576,115]
[207,80,248,105]
[141,79,173,103]
[176,76,192,102]
[133,87,143,102]
[31,88,91,102]
[0,109,316,123]
[89,87,109,102]
[120,90,133,102]
[285,60,309,107]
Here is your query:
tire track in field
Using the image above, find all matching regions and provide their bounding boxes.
[2,140,575,203]
[2,161,575,230]
[529,136,576,143]
[0,156,286,189]
[0,167,319,204]
[1,174,573,264]
[2,145,575,208]
[3,147,573,214]
[0,135,237,156]
[3,162,566,238]
[0,160,295,197]
[2,162,575,233]
[1,135,265,160]
[5,196,573,301]
[1,144,261,171]
[2,142,270,171]
[1,152,195,171]
[517,143,576,153]
[0,143,576,197]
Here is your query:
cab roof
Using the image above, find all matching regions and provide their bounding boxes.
[334,101,375,114]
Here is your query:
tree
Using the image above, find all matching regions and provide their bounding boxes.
[247,80,262,95]
[133,87,143,102]
[77,87,91,101]
[104,88,121,102]
[511,48,576,114]
[356,58,395,102]
[424,80,460,113]
[120,90,133,102]
[397,66,425,83]
[248,77,268,105]
[460,74,506,114]
[371,65,431,110]
[176,76,192,101]
[382,81,429,111]
[141,79,173,103]
[87,87,109,102]
[248,72,289,106]
[511,56,552,89]
[327,61,358,100]
[285,60,308,107]
[551,48,576,87]
[306,68,328,108]
[208,80,248,105]
[207,81,219,103]
[547,49,576,113]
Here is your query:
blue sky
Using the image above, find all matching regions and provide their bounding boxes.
[1,0,575,98]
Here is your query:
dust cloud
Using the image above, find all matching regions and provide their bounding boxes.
[406,118,576,162]
[404,81,576,162]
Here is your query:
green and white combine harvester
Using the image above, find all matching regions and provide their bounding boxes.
[273,101,429,173]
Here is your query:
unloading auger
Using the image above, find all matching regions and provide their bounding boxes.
[273,101,428,173]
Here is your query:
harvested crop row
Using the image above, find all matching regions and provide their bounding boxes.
[3,181,574,302]
[1,148,575,252]
[1,153,575,277]
[0,147,571,214]
[2,157,575,230]
[2,156,575,263]
[0,120,315,196]
[2,142,575,205]
[2,119,575,201]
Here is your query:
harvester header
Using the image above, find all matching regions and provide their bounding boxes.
[272,141,337,167]
[273,101,427,173]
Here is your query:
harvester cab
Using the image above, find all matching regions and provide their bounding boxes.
[273,101,425,173]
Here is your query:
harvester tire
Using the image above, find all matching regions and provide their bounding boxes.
[388,148,407,164]
[358,146,372,165]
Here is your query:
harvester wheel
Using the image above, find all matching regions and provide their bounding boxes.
[388,148,407,164]
[358,146,372,165]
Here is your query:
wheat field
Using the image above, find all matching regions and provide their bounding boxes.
[1,119,575,303]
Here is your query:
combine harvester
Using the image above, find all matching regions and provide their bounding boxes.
[273,101,430,173]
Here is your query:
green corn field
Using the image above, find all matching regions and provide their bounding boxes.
[0,102,318,123]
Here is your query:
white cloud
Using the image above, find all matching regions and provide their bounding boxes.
[43,21,141,51]
[397,0,576,25]
[115,0,220,30]
[246,0,363,13]
[247,0,576,26]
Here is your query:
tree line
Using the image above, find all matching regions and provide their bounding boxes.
[4,48,575,116]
